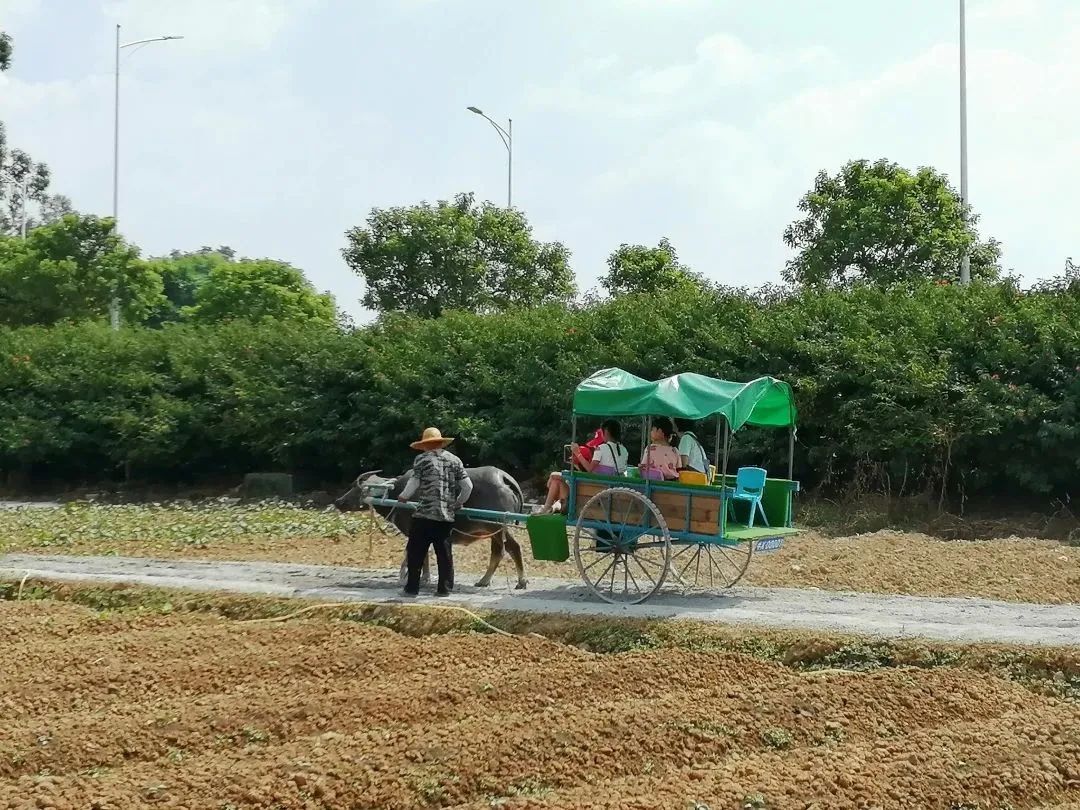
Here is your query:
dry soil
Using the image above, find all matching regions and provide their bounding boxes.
[1,599,1077,810]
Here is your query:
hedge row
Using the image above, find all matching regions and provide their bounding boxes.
[2,278,1079,501]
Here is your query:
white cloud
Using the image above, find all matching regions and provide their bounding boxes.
[532,30,837,119]
[971,0,1046,23]
[694,32,765,84]
[0,0,39,19]
[101,0,317,52]
[569,0,1079,285]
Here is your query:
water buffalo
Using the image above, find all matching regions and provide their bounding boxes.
[335,466,528,590]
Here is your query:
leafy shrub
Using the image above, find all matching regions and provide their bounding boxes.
[0,278,1078,506]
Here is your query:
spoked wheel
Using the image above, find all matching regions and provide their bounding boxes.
[670,540,753,591]
[573,487,672,604]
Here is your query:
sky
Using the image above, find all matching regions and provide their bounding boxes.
[1,0,1077,320]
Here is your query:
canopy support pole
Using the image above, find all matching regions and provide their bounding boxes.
[640,416,648,459]
[787,425,795,480]
[571,414,577,446]
[721,418,730,482]
[720,417,730,534]
[713,414,722,481]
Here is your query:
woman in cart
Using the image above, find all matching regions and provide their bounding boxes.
[535,419,627,514]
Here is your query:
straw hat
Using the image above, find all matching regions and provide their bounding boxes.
[410,426,455,451]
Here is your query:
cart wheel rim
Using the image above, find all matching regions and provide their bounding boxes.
[670,540,753,591]
[573,486,672,604]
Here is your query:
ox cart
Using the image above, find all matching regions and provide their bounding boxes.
[365,367,801,605]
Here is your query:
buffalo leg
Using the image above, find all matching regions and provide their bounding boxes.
[474,533,505,587]
[504,531,528,589]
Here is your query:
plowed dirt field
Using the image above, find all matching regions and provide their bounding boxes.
[1,599,1078,810]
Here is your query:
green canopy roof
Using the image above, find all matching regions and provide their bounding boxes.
[573,368,796,431]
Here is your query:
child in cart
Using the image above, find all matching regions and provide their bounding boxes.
[535,420,627,514]
[638,419,681,481]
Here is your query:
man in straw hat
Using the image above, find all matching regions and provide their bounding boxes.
[396,427,473,596]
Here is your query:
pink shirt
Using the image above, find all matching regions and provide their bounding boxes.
[640,443,680,480]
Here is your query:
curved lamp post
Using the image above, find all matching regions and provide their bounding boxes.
[466,106,512,208]
[111,24,183,329]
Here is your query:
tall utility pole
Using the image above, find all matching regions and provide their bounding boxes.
[466,106,513,208]
[959,0,971,285]
[111,24,183,329]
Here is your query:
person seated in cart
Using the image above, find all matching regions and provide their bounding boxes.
[674,418,710,477]
[534,419,627,514]
[638,419,681,481]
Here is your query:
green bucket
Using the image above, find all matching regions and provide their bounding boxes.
[527,514,569,562]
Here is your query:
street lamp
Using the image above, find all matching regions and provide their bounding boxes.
[466,106,512,208]
[959,0,971,285]
[111,24,183,329]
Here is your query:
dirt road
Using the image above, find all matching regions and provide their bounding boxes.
[3,553,1078,646]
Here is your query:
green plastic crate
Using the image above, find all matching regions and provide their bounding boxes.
[527,514,569,562]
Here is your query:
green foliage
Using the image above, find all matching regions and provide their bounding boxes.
[760,728,794,750]
[342,192,574,317]
[184,258,337,325]
[601,237,702,297]
[146,248,231,325]
[1,277,1079,504]
[0,320,363,479]
[0,214,162,326]
[784,159,1001,286]
[0,502,367,553]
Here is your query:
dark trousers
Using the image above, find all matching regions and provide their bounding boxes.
[405,517,455,594]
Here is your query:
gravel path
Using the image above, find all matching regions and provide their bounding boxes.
[2,553,1078,646]
[0,500,60,509]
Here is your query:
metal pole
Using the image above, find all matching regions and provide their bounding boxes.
[721,420,730,483]
[959,0,971,285]
[713,414,722,482]
[110,23,121,330]
[466,107,512,209]
[720,418,731,534]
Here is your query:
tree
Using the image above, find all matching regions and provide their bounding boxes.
[783,159,1001,286]
[0,123,70,236]
[1,31,12,72]
[342,192,574,318]
[184,258,337,325]
[601,238,702,296]
[0,214,162,326]
[36,194,74,226]
[145,248,234,325]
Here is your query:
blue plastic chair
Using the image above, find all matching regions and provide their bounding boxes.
[728,467,769,528]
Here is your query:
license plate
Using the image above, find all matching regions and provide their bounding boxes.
[755,537,785,553]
